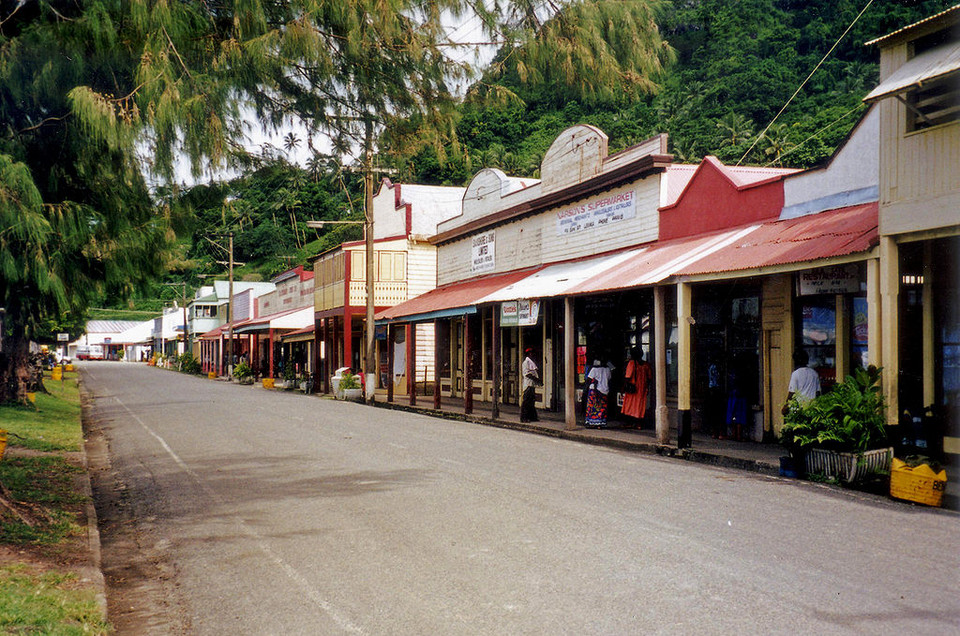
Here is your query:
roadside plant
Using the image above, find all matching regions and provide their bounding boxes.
[233,360,254,381]
[339,372,361,391]
[177,353,201,375]
[781,366,887,454]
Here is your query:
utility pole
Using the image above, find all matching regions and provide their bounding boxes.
[364,119,376,402]
[227,231,234,376]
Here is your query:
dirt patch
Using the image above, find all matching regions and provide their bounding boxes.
[84,398,192,634]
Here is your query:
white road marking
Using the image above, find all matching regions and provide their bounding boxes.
[112,395,364,634]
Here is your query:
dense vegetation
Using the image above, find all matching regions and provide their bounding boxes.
[89,1,956,316]
[397,0,955,183]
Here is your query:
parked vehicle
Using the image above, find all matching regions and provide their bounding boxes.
[76,344,104,360]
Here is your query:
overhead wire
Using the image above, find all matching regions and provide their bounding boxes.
[736,0,876,165]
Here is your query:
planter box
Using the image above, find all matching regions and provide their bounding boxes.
[340,387,363,401]
[805,447,893,484]
[890,458,947,507]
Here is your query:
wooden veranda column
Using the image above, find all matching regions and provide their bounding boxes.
[409,323,417,407]
[387,325,394,403]
[654,285,670,445]
[492,308,501,420]
[677,282,692,448]
[880,236,899,426]
[464,313,474,414]
[564,297,576,430]
[433,319,442,410]
[268,328,275,378]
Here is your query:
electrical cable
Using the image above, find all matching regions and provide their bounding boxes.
[737,0,875,165]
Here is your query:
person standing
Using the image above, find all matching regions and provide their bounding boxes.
[585,357,613,428]
[621,348,652,428]
[782,349,821,415]
[521,347,540,423]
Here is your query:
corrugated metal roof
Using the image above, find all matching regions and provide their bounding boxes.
[376,267,544,322]
[864,5,959,46]
[375,203,878,323]
[864,37,960,102]
[86,320,142,334]
[677,202,878,276]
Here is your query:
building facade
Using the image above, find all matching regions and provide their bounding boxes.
[864,6,959,507]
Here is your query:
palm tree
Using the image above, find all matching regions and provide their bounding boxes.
[761,123,795,167]
[716,112,755,148]
[283,132,301,155]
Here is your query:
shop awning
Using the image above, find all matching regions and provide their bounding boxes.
[376,203,878,324]
[864,39,960,103]
[376,267,544,323]
[233,306,313,333]
[570,202,877,294]
[281,324,315,343]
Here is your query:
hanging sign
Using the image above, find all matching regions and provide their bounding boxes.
[556,190,636,236]
[501,299,540,327]
[471,230,496,273]
[798,264,860,296]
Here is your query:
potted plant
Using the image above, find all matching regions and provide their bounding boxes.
[281,365,297,390]
[233,360,255,385]
[780,366,892,484]
[338,371,363,401]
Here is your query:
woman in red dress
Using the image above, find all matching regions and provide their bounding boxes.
[621,348,652,427]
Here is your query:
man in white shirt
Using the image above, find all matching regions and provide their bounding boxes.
[521,348,540,422]
[782,349,821,414]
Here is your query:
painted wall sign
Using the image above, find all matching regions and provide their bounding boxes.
[798,264,860,295]
[556,190,636,236]
[471,230,496,273]
[501,299,540,326]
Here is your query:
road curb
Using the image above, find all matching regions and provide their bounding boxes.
[370,400,781,477]
[77,380,108,621]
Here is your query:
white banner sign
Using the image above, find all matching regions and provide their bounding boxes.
[798,264,860,296]
[471,230,496,273]
[501,299,540,327]
[556,190,636,235]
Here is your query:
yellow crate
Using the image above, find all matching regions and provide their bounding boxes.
[208,371,217,379]
[65,364,74,372]
[261,378,275,389]
[890,458,947,507]
[52,367,63,381]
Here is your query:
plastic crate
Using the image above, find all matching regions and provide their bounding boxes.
[890,458,947,507]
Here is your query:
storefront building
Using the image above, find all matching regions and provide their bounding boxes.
[863,6,959,508]
[312,180,465,395]
[378,117,882,447]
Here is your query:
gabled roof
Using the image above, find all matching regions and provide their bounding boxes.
[663,157,797,211]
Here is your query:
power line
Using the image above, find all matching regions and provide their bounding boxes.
[737,0,876,166]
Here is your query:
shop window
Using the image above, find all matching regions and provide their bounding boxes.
[906,32,960,132]
[800,300,836,387]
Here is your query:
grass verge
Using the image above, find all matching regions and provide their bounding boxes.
[0,369,110,634]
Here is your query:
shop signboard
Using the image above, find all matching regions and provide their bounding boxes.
[556,190,636,236]
[57,333,69,342]
[798,265,860,295]
[471,230,495,273]
[501,299,540,327]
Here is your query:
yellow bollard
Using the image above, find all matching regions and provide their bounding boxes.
[0,429,6,460]
[261,378,275,389]
[52,367,63,381]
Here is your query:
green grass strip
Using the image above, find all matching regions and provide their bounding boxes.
[2,372,83,452]
[0,565,109,635]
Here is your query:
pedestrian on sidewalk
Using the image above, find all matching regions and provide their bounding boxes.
[621,348,652,428]
[585,357,613,428]
[521,347,540,423]
[782,349,821,415]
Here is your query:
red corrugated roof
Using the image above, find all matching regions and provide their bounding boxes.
[568,202,877,295]
[677,202,878,276]
[377,266,545,321]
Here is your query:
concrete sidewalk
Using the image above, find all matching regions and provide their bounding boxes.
[371,393,784,476]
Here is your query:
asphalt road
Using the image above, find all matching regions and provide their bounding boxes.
[81,362,960,635]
